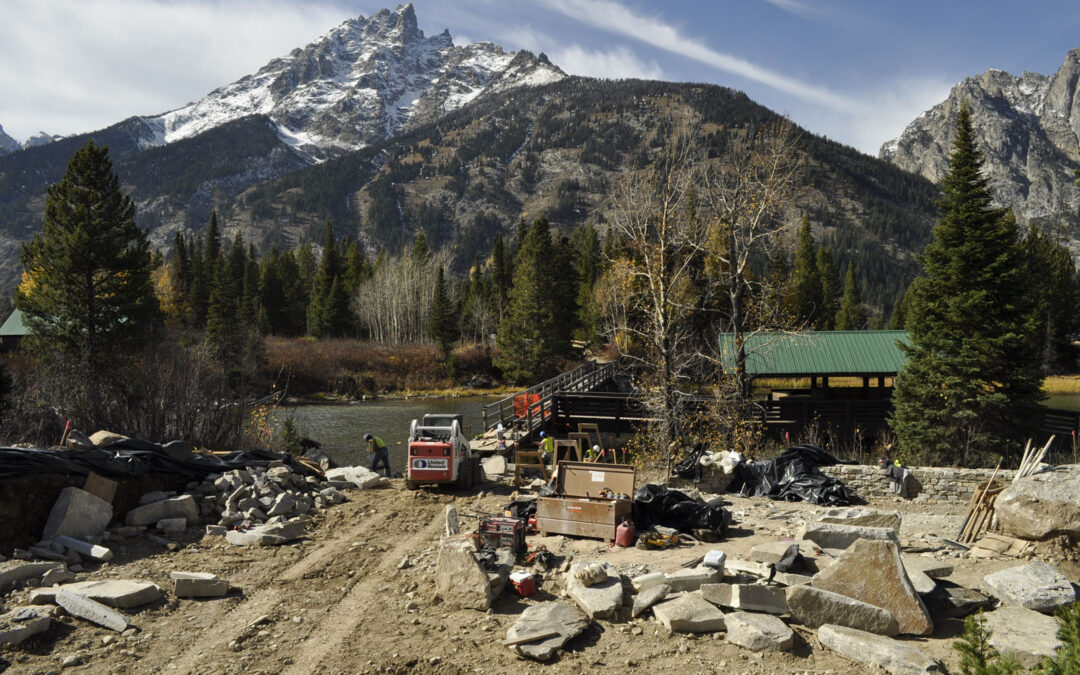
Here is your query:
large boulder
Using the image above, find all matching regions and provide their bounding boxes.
[811,539,933,635]
[996,465,1080,540]
[786,585,899,635]
[42,487,112,541]
[505,601,589,661]
[818,624,943,674]
[983,561,1077,613]
[981,605,1064,667]
[435,544,493,611]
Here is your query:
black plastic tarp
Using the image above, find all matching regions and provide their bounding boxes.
[727,443,853,506]
[632,484,731,537]
[0,445,313,481]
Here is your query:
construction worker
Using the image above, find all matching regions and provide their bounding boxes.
[539,431,554,465]
[364,433,391,477]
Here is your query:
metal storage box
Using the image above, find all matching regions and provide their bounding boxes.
[536,462,635,542]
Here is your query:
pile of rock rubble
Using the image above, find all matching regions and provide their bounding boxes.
[0,457,388,649]
[416,503,1077,670]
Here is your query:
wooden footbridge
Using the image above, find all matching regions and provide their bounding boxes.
[471,360,629,454]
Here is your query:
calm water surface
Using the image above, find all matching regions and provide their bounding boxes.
[273,396,495,475]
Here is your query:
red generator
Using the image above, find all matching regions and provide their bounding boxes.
[478,516,526,556]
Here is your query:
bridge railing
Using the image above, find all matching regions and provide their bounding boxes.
[482,360,619,435]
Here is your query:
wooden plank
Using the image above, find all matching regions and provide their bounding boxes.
[83,472,118,503]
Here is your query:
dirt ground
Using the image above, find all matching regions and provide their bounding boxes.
[0,476,1072,674]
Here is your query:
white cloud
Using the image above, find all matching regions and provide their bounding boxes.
[849,77,954,155]
[762,0,821,19]
[552,45,664,80]
[538,0,856,110]
[0,0,351,142]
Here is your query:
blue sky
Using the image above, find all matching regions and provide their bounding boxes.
[2,0,1079,155]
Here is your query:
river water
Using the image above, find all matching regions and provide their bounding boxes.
[273,396,494,475]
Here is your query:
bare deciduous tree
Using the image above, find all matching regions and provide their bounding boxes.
[351,251,454,344]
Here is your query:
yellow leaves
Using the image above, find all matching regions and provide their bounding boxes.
[152,265,186,323]
[17,268,42,299]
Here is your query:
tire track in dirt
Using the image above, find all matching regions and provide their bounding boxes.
[164,490,409,674]
[281,494,445,674]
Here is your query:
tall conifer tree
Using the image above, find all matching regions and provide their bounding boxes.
[890,103,1042,465]
[790,215,823,327]
[834,261,866,330]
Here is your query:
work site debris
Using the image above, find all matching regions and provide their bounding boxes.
[812,539,933,636]
[818,507,901,531]
[31,580,161,608]
[995,464,1080,540]
[571,561,608,587]
[651,594,726,633]
[631,484,731,539]
[728,444,853,506]
[0,606,52,646]
[797,522,899,550]
[980,605,1064,667]
[982,560,1077,612]
[816,624,942,674]
[785,585,899,635]
[55,590,128,632]
[41,487,112,542]
[968,533,1031,558]
[504,601,589,661]
[170,571,229,598]
[725,611,794,652]
[444,505,460,536]
[565,562,623,620]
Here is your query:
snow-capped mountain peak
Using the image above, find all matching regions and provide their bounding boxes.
[0,125,20,155]
[142,3,565,161]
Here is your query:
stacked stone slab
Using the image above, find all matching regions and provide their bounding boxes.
[651,594,726,633]
[785,585,899,635]
[818,624,942,673]
[983,561,1077,612]
[725,612,794,651]
[811,539,933,635]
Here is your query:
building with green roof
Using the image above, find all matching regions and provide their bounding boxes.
[0,309,29,350]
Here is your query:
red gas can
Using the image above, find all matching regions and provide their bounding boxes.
[615,520,636,547]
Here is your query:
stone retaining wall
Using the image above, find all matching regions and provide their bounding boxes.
[678,463,1013,505]
[819,464,1014,504]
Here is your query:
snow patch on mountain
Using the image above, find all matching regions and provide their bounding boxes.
[0,125,20,155]
[142,4,564,161]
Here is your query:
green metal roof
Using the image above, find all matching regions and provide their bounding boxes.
[717,330,910,377]
[0,309,29,337]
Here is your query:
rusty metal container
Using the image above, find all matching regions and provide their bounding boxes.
[536,462,635,542]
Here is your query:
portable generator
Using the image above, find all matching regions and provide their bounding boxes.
[478,516,526,556]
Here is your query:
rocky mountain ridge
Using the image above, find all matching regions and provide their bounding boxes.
[0,125,22,155]
[139,3,564,161]
[882,48,1080,232]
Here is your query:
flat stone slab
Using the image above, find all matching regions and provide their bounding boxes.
[54,535,113,562]
[170,572,229,598]
[981,605,1064,667]
[818,624,943,674]
[0,607,52,646]
[724,558,811,586]
[996,464,1080,539]
[566,575,624,620]
[902,557,953,579]
[652,594,726,633]
[631,583,670,618]
[818,507,902,531]
[904,566,937,595]
[482,455,507,477]
[56,590,128,632]
[748,540,809,565]
[435,545,493,611]
[786,584,899,635]
[664,565,722,592]
[32,579,161,608]
[812,539,933,636]
[983,560,1077,612]
[0,561,65,589]
[798,522,899,550]
[225,520,305,546]
[324,466,384,489]
[126,495,198,527]
[42,487,113,542]
[505,601,589,661]
[725,611,794,652]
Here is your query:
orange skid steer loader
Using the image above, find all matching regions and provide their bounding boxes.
[405,414,482,490]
